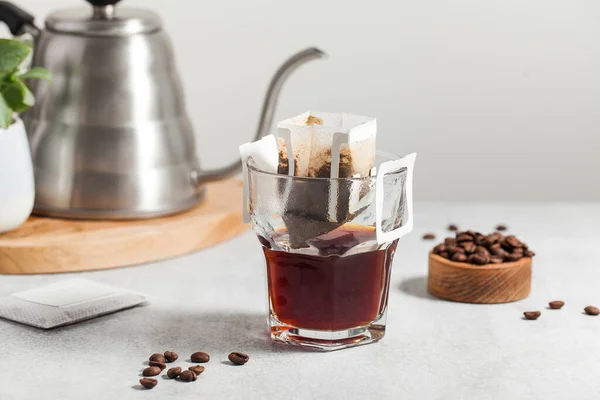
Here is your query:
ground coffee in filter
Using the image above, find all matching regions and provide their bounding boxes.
[275,112,377,248]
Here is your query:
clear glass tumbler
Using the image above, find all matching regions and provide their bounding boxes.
[246,152,412,351]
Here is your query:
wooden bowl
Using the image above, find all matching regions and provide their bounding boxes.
[427,252,532,304]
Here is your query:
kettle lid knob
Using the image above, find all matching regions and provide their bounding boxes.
[85,0,122,5]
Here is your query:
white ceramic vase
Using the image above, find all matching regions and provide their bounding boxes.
[0,118,35,233]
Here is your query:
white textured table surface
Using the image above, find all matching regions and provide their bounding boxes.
[2,203,600,400]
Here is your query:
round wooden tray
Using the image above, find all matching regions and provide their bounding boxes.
[428,252,532,304]
[0,179,249,274]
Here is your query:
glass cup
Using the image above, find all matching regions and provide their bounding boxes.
[246,152,413,351]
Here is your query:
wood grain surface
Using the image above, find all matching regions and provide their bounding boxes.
[0,179,249,274]
[428,252,531,304]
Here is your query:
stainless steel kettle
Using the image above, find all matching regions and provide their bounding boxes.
[0,0,325,219]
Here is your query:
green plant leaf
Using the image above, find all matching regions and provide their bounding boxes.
[0,39,31,74]
[1,79,34,113]
[0,94,13,129]
[18,67,52,82]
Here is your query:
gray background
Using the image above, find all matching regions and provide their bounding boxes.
[2,0,600,200]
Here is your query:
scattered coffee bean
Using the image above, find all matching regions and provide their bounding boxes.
[178,370,197,382]
[167,366,182,379]
[149,360,166,370]
[523,311,541,320]
[189,365,205,375]
[422,233,436,240]
[164,351,178,363]
[140,378,157,389]
[549,301,564,310]
[149,353,166,364]
[143,366,161,377]
[448,224,458,231]
[451,252,468,262]
[496,224,508,231]
[228,352,249,365]
[190,352,210,363]
[584,306,599,316]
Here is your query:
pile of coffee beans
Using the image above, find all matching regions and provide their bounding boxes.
[522,302,599,320]
[138,350,249,390]
[432,230,535,265]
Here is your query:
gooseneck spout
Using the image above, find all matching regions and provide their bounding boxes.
[255,47,327,144]
[197,47,327,182]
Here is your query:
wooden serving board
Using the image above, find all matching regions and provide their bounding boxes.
[428,252,532,304]
[0,179,249,274]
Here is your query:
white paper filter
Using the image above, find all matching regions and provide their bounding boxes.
[239,111,416,247]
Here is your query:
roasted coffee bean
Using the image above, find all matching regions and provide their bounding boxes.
[140,378,157,389]
[444,238,457,247]
[178,370,197,382]
[448,224,458,231]
[584,306,599,316]
[433,243,446,254]
[467,254,489,265]
[505,253,522,262]
[457,234,474,243]
[164,351,178,363]
[149,353,166,364]
[432,230,533,266]
[496,224,508,231]
[474,235,486,245]
[149,360,166,370]
[490,256,504,264]
[489,245,506,257]
[505,235,522,248]
[460,242,477,254]
[422,233,436,240]
[189,365,205,375]
[475,246,490,257]
[524,311,541,320]
[447,246,464,256]
[228,352,249,365]
[451,252,468,262]
[167,367,182,379]
[190,352,210,363]
[549,301,564,310]
[142,366,161,377]
[485,233,502,245]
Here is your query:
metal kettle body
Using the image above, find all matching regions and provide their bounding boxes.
[0,0,325,219]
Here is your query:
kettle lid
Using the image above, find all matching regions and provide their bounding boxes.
[46,0,161,36]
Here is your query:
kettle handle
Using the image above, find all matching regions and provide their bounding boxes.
[0,1,38,36]
[195,47,327,183]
